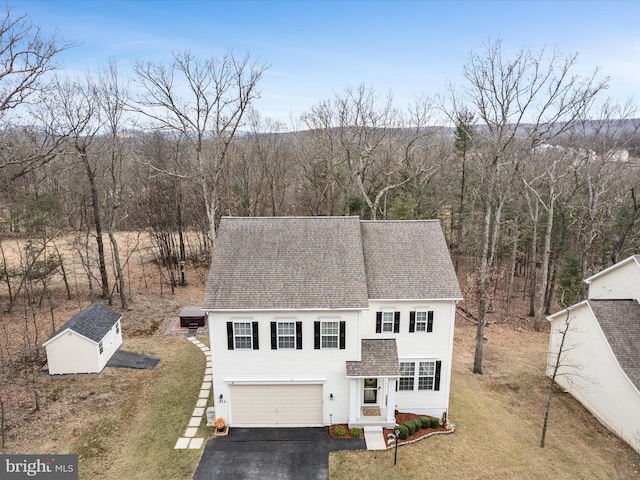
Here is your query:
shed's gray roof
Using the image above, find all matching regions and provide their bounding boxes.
[589,299,640,390]
[204,216,369,310]
[360,220,462,299]
[45,303,122,344]
[346,339,400,377]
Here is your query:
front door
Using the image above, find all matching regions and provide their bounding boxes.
[363,378,378,404]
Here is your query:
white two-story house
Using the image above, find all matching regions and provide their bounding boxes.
[203,216,462,428]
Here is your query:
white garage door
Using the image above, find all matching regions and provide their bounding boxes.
[229,384,323,426]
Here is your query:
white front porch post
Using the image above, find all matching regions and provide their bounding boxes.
[348,378,358,424]
[386,377,397,424]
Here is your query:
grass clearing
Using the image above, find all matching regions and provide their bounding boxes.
[70,335,212,480]
[330,322,639,479]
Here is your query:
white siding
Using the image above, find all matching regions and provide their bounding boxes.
[587,259,640,300]
[45,331,100,375]
[365,300,456,417]
[548,304,640,453]
[97,321,123,372]
[45,320,122,375]
[209,310,362,426]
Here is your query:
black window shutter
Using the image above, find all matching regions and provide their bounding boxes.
[375,312,382,333]
[252,321,259,350]
[427,311,434,333]
[339,321,346,349]
[271,322,277,350]
[227,322,234,350]
[394,312,400,333]
[434,361,442,391]
[296,321,303,349]
[409,311,416,333]
[314,321,320,349]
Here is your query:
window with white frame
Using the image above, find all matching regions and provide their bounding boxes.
[399,361,415,391]
[98,341,104,354]
[415,311,427,332]
[382,311,394,332]
[234,321,253,349]
[278,321,295,349]
[115,321,120,334]
[321,321,339,348]
[418,361,436,390]
[397,360,441,391]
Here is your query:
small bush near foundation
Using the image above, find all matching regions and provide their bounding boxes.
[349,428,362,438]
[403,420,416,435]
[334,425,347,437]
[397,424,409,440]
[420,417,430,428]
[412,419,423,430]
[429,416,439,429]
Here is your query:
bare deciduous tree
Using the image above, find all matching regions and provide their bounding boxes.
[132,51,269,240]
[460,39,607,373]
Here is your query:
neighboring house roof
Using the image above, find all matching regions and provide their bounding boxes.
[584,255,640,284]
[360,220,462,300]
[44,303,122,346]
[204,216,369,310]
[346,339,400,377]
[588,299,640,391]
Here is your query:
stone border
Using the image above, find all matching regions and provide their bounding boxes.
[386,424,456,449]
[174,337,212,450]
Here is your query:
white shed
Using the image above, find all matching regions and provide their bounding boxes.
[43,303,123,375]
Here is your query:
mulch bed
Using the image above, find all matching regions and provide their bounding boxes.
[329,412,453,446]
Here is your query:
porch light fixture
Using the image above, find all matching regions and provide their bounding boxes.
[329,393,334,401]
[219,394,224,402]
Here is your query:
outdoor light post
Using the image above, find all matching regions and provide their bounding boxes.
[387,428,400,466]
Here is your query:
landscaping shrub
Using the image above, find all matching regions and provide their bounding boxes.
[397,424,409,440]
[403,420,416,435]
[420,417,430,428]
[430,416,439,429]
[412,419,422,430]
[349,428,362,438]
[334,425,346,437]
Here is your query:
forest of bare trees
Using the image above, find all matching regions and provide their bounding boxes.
[2,8,640,378]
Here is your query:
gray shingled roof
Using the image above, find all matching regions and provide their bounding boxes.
[346,339,400,377]
[360,220,462,299]
[46,303,122,344]
[588,299,640,390]
[204,217,369,310]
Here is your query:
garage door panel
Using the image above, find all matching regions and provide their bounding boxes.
[230,384,323,426]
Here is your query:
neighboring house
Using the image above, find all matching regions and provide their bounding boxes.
[43,303,123,375]
[203,216,462,428]
[547,255,640,453]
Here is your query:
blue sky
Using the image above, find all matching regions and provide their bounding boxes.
[13,0,640,123]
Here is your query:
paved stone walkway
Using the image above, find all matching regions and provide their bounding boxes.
[174,336,212,450]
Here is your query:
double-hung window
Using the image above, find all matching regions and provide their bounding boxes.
[234,322,253,349]
[278,321,295,348]
[314,320,345,349]
[376,311,400,333]
[98,341,104,354]
[227,321,259,350]
[418,361,436,390]
[396,360,442,391]
[321,321,339,348]
[382,311,394,332]
[399,362,415,391]
[410,310,433,333]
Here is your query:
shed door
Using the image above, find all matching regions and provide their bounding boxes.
[229,384,323,426]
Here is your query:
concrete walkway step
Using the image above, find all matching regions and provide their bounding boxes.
[364,426,387,450]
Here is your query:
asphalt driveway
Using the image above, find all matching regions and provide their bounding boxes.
[192,427,366,480]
